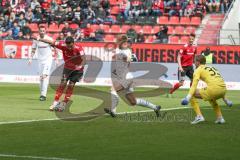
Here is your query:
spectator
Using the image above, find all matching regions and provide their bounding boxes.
[135,30,145,43]
[151,0,164,16]
[18,12,26,28]
[221,0,232,13]
[101,0,110,16]
[12,21,20,39]
[207,0,220,12]
[4,29,13,40]
[184,0,196,16]
[61,22,73,36]
[195,0,206,18]
[50,0,58,11]
[85,6,95,23]
[65,6,74,21]
[54,6,65,24]
[167,0,182,16]
[31,0,40,10]
[56,32,65,40]
[17,30,24,39]
[73,6,83,25]
[120,0,131,20]
[78,32,86,41]
[154,25,168,44]
[32,5,43,23]
[129,0,143,18]
[83,32,99,41]
[95,24,105,41]
[23,32,31,40]
[21,21,32,36]
[83,23,93,38]
[95,6,107,24]
[25,7,34,22]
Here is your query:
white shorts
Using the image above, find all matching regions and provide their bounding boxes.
[38,60,52,76]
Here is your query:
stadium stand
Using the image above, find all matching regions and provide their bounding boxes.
[0,0,233,44]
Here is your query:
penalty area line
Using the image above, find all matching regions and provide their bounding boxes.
[0,107,190,125]
[0,153,76,160]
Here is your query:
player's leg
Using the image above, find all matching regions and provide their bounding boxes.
[60,70,84,109]
[125,91,161,117]
[190,89,205,124]
[222,96,233,107]
[39,62,52,101]
[169,68,185,94]
[49,68,68,110]
[209,100,225,124]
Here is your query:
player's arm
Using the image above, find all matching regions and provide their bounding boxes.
[177,49,184,72]
[28,40,37,65]
[32,36,55,46]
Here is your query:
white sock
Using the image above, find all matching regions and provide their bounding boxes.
[111,90,119,113]
[136,98,157,110]
[223,98,232,106]
[41,77,49,97]
[39,79,43,96]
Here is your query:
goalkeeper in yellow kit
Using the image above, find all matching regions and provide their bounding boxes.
[181,55,232,124]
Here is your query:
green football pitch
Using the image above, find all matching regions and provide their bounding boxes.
[0,83,239,160]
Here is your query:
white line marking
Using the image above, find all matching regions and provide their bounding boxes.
[0,107,190,125]
[0,153,76,160]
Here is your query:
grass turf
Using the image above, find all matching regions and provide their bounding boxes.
[0,83,239,160]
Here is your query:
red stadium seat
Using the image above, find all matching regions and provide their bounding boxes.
[90,24,100,32]
[175,26,185,35]
[167,26,174,34]
[121,25,131,33]
[153,26,160,34]
[180,17,191,25]
[102,25,111,33]
[110,25,121,33]
[191,17,201,25]
[185,26,196,34]
[169,16,179,25]
[28,23,39,32]
[169,36,179,44]
[111,6,120,15]
[146,36,155,43]
[142,25,152,34]
[69,23,79,30]
[47,23,60,32]
[132,25,142,33]
[157,16,169,24]
[109,0,119,5]
[104,34,116,42]
[59,24,65,31]
[180,36,190,44]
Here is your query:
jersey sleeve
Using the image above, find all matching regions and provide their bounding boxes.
[32,40,37,49]
[54,41,64,50]
[188,68,201,96]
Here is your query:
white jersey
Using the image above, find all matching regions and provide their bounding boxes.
[112,48,133,88]
[32,35,53,63]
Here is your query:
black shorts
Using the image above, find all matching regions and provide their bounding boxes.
[62,68,83,83]
[178,66,194,81]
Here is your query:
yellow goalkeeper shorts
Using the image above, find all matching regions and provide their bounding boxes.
[199,86,226,101]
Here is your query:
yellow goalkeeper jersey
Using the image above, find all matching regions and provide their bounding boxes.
[188,65,226,96]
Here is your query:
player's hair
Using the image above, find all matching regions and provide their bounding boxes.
[65,36,74,44]
[195,55,206,64]
[190,33,195,38]
[38,25,46,30]
[117,34,129,49]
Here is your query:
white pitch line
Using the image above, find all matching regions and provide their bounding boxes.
[0,107,190,125]
[0,153,76,160]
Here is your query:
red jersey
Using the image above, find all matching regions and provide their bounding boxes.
[179,43,197,67]
[55,42,85,71]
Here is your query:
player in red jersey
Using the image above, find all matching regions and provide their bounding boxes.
[169,33,196,96]
[34,36,86,111]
